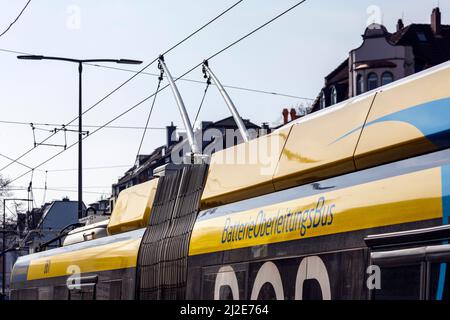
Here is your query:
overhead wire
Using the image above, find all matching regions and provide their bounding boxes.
[83,63,313,100]
[0,152,34,170]
[5,0,309,188]
[0,0,245,173]
[1,48,313,101]
[0,120,167,130]
[0,1,313,174]
[45,164,133,172]
[0,0,32,38]
[194,78,211,125]
[8,187,108,195]
[135,66,164,159]
[4,0,308,188]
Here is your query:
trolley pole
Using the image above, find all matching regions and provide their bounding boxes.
[158,55,201,157]
[202,60,250,142]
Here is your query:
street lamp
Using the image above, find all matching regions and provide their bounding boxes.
[2,198,33,299]
[17,55,142,220]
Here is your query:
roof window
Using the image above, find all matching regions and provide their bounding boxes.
[417,31,427,42]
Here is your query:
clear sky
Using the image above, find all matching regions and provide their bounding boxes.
[0,0,449,213]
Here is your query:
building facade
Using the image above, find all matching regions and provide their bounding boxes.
[21,199,84,253]
[312,7,450,112]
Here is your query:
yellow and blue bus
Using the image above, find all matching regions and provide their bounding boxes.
[10,60,450,300]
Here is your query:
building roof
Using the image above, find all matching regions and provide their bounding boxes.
[117,146,168,184]
[311,9,450,113]
[113,116,262,190]
[36,200,81,230]
[325,58,349,85]
[205,116,261,129]
[23,200,84,247]
[389,23,450,66]
[363,24,390,39]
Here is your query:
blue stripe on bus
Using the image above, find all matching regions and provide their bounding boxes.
[332,97,450,147]
[436,164,450,300]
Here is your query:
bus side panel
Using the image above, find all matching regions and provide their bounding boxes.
[186,219,440,300]
[198,249,368,300]
[10,268,136,300]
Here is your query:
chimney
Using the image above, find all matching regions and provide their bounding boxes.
[261,122,270,136]
[290,108,298,122]
[431,7,442,35]
[166,122,177,147]
[397,19,404,32]
[282,108,289,124]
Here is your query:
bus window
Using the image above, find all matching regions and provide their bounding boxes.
[97,280,122,300]
[18,288,38,300]
[428,262,449,300]
[69,284,96,300]
[366,225,450,300]
[374,264,422,300]
[425,243,450,300]
[53,285,68,300]
[38,286,52,300]
[69,289,82,300]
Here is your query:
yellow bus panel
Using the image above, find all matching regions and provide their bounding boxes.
[200,126,292,209]
[355,63,450,169]
[273,93,375,191]
[190,167,442,256]
[107,178,159,235]
[27,237,142,280]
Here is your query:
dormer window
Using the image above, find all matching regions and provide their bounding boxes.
[320,91,326,109]
[417,31,427,42]
[330,86,337,105]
